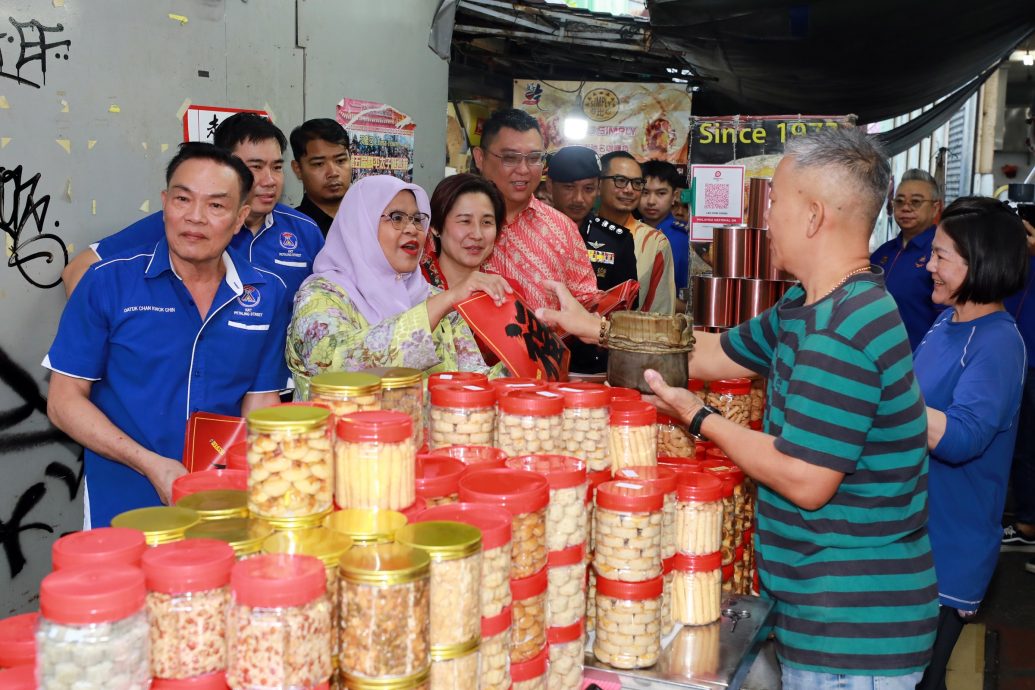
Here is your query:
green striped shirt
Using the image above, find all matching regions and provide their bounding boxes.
[721,271,938,675]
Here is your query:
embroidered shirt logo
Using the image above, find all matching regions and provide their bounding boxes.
[279,232,298,250]
[238,285,261,308]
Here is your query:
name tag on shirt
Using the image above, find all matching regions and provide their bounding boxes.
[587,250,615,265]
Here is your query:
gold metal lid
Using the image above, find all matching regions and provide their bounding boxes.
[324,508,406,544]
[246,405,330,433]
[341,667,430,689]
[184,517,274,556]
[310,372,381,397]
[339,543,430,585]
[430,636,480,661]
[262,527,353,569]
[394,521,482,561]
[111,506,200,546]
[262,509,333,532]
[362,367,422,389]
[176,489,249,520]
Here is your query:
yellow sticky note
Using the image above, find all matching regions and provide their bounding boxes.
[53,0,65,6]
[88,139,97,149]
[55,138,71,154]
[168,13,188,25]
[161,143,169,153]
[140,200,150,213]
[0,137,10,148]
[109,104,121,113]
[0,96,9,109]
[92,200,97,215]
[60,99,69,113]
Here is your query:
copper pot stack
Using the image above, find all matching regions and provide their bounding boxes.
[692,177,797,332]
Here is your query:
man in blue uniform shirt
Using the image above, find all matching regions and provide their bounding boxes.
[44,143,290,528]
[61,114,324,300]
[870,168,943,349]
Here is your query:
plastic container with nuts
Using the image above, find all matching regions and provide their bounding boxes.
[704,378,752,427]
[458,468,549,580]
[141,539,234,680]
[661,555,676,632]
[172,469,249,504]
[395,521,482,649]
[593,575,663,670]
[111,506,201,547]
[363,367,424,448]
[0,612,36,670]
[37,565,150,690]
[545,544,585,629]
[546,620,583,690]
[246,405,334,523]
[656,413,695,459]
[415,455,465,507]
[479,607,512,690]
[509,567,547,664]
[184,516,274,560]
[506,454,587,552]
[429,444,506,469]
[338,543,431,680]
[309,372,382,420]
[226,553,332,689]
[324,508,407,545]
[509,646,548,690]
[176,489,249,522]
[428,383,497,450]
[593,480,663,583]
[336,410,416,512]
[608,401,657,472]
[495,390,565,458]
[416,502,513,618]
[428,638,478,690]
[615,465,677,560]
[674,471,724,557]
[50,526,146,570]
[670,551,721,626]
[552,382,611,472]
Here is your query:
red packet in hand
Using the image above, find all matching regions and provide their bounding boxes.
[556,279,640,340]
[456,291,570,381]
[182,412,246,472]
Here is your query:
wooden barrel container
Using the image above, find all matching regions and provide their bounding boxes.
[607,311,694,394]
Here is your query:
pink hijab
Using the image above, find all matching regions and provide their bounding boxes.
[310,175,432,324]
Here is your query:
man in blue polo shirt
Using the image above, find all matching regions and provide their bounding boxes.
[61,114,324,300]
[870,168,943,349]
[45,143,290,528]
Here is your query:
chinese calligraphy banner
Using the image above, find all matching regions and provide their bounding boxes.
[336,98,416,182]
[182,105,269,143]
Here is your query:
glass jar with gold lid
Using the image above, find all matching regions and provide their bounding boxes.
[185,516,274,559]
[429,638,478,690]
[176,489,249,521]
[111,506,200,546]
[341,666,430,690]
[339,543,431,680]
[394,521,481,649]
[309,372,382,420]
[363,367,424,447]
[246,405,333,525]
[324,508,407,545]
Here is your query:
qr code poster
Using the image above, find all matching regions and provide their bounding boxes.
[689,164,745,241]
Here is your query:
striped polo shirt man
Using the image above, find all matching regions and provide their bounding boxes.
[722,270,939,674]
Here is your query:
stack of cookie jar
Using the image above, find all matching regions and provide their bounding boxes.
[495,390,565,458]
[671,472,724,628]
[551,382,612,474]
[428,382,497,450]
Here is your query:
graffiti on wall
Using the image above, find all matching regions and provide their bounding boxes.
[0,165,68,289]
[0,16,71,89]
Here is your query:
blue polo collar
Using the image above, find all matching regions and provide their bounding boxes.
[142,237,268,293]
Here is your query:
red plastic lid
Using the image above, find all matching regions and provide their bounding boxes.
[401,497,427,523]
[596,479,664,512]
[696,440,716,455]
[230,553,326,608]
[498,389,564,416]
[510,566,548,600]
[40,565,145,625]
[337,410,412,443]
[0,666,34,690]
[607,387,641,401]
[415,455,465,498]
[615,465,676,494]
[656,412,684,426]
[509,646,548,682]
[141,539,235,594]
[429,382,496,408]
[458,468,549,515]
[709,378,751,395]
[551,382,610,408]
[481,606,513,638]
[433,444,506,467]
[750,419,762,430]
[416,501,512,550]
[595,573,663,600]
[506,454,586,490]
[490,377,546,398]
[609,400,656,426]
[675,471,724,502]
[151,672,229,689]
[671,551,722,573]
[663,555,676,575]
[547,619,584,645]
[701,460,745,497]
[688,378,706,392]
[657,456,704,478]
[706,448,729,462]
[547,543,585,567]
[225,442,248,472]
[587,468,612,492]
[0,613,36,668]
[51,527,147,570]
[428,371,489,389]
[172,469,248,503]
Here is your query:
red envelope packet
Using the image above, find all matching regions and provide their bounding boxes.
[555,279,640,340]
[456,292,570,381]
[182,411,246,472]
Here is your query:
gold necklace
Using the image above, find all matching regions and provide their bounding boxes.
[817,264,871,301]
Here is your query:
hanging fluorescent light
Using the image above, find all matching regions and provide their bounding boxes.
[1024,51,1034,67]
[564,116,589,140]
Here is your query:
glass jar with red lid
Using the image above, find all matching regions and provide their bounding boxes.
[509,646,548,690]
[478,606,512,690]
[414,455,464,507]
[608,401,657,472]
[0,612,36,670]
[545,544,585,629]
[701,458,747,557]
[546,619,584,690]
[553,382,611,472]
[51,526,147,570]
[703,378,752,427]
[656,412,696,459]
[671,551,722,625]
[428,382,496,450]
[509,566,547,664]
[335,410,416,512]
[593,574,663,669]
[674,471,724,556]
[495,390,564,458]
[615,465,678,559]
[506,454,587,552]
[430,444,506,469]
[607,387,641,402]
[593,479,663,582]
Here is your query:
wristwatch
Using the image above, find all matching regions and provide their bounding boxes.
[688,405,721,440]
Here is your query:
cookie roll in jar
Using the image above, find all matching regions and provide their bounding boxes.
[608,401,657,472]
[478,606,513,690]
[505,454,587,553]
[308,372,382,422]
[552,382,612,472]
[592,574,663,670]
[509,566,547,664]
[546,619,583,690]
[674,471,724,557]
[670,551,722,626]
[363,367,424,448]
[592,479,663,583]
[335,410,416,512]
[614,465,677,560]
[495,390,565,458]
[428,382,497,450]
[701,458,748,559]
[415,455,465,508]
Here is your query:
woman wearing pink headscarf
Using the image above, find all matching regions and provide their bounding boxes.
[286,175,511,398]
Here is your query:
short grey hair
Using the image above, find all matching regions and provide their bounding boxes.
[783,127,891,220]
[899,168,942,201]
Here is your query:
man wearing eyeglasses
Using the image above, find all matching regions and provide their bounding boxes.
[597,151,677,314]
[473,109,599,312]
[870,169,944,349]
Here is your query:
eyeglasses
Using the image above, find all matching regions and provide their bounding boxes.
[381,211,430,231]
[601,175,646,191]
[892,198,938,210]
[485,150,548,168]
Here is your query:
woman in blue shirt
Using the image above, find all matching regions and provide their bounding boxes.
[914,197,1029,690]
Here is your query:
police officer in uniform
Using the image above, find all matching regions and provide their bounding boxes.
[546,146,638,372]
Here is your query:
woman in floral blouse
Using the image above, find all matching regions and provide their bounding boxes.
[286,175,511,398]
